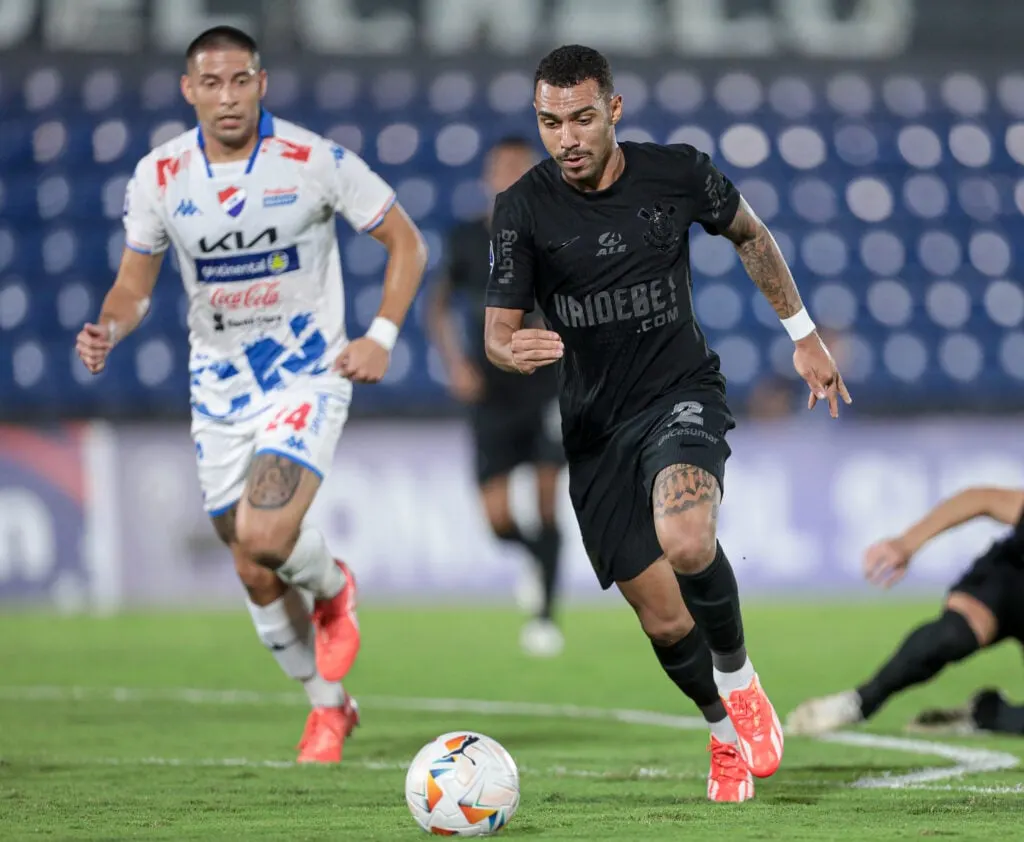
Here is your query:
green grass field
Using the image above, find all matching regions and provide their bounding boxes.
[2,602,1024,840]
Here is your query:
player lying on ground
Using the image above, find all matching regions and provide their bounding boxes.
[484,45,849,803]
[429,136,567,658]
[908,688,1024,736]
[75,26,427,763]
[786,485,1024,736]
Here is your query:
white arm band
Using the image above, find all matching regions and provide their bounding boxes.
[366,316,399,352]
[781,307,816,341]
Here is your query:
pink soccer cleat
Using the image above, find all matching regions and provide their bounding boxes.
[720,674,784,778]
[312,560,361,682]
[296,695,360,764]
[707,736,755,802]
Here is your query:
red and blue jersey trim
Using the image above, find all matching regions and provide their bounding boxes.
[196,109,276,177]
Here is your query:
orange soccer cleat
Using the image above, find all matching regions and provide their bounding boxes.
[706,736,754,802]
[312,560,361,682]
[296,696,360,764]
[720,674,784,778]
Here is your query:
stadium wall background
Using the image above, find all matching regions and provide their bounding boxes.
[1,419,1021,610]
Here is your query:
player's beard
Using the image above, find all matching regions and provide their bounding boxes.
[558,151,599,186]
[559,146,612,189]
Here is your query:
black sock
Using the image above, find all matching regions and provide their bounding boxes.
[530,523,561,620]
[972,690,1024,735]
[652,626,728,723]
[494,523,529,552]
[494,523,561,621]
[674,542,746,673]
[856,611,979,719]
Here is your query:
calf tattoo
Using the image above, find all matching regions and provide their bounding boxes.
[652,464,720,520]
[247,453,303,509]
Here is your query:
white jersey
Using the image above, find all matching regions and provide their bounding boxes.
[123,111,396,422]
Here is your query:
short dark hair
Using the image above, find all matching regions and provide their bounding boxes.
[534,45,614,98]
[186,26,260,67]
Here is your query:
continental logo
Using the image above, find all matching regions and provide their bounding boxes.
[194,246,300,284]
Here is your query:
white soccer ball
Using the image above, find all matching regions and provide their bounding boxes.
[405,731,520,836]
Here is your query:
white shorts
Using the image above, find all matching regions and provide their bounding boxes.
[191,379,352,517]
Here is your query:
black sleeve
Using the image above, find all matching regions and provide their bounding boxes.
[485,189,536,312]
[1013,499,1024,542]
[674,144,741,236]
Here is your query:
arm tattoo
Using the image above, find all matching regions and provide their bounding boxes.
[724,199,803,319]
[652,464,720,521]
[246,454,303,509]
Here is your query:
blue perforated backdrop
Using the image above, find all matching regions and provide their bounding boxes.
[2,58,1023,419]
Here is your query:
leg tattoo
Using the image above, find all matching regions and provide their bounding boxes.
[247,454,303,510]
[652,464,720,520]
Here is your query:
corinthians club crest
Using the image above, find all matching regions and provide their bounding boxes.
[638,202,680,252]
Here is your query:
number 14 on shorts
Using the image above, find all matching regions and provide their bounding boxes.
[265,402,313,432]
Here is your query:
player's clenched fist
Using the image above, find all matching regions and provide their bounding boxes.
[76,323,114,374]
[510,329,563,375]
[335,337,390,384]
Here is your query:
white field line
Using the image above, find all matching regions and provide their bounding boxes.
[1,685,1019,792]
[819,731,1020,788]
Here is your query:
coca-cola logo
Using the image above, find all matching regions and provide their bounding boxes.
[209,281,280,310]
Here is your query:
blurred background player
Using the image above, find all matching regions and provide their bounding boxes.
[787,484,1024,736]
[908,688,1024,737]
[428,136,565,657]
[485,44,849,800]
[74,26,428,763]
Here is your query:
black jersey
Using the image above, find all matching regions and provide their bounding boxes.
[485,141,741,458]
[443,217,558,408]
[993,504,1024,561]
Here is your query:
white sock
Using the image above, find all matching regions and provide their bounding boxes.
[247,588,345,707]
[713,657,756,696]
[303,673,345,708]
[276,527,344,600]
[709,716,739,744]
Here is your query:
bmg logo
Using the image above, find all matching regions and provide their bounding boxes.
[492,229,518,284]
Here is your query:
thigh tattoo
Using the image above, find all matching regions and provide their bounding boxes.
[247,453,303,510]
[652,464,720,521]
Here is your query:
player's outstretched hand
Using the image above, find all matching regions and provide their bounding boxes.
[510,329,563,375]
[75,323,113,374]
[863,538,912,589]
[335,337,390,384]
[793,333,851,418]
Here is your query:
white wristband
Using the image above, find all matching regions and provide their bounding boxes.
[781,307,816,341]
[366,316,399,352]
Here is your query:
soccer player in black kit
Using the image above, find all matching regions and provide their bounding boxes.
[788,484,1024,737]
[429,136,566,658]
[484,45,850,802]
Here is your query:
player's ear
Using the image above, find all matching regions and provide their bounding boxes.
[180,74,196,107]
[608,94,623,125]
[258,69,268,99]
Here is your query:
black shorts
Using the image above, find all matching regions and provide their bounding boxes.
[948,542,1024,642]
[471,399,565,485]
[567,390,735,590]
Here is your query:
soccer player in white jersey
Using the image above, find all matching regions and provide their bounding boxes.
[74,26,428,764]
